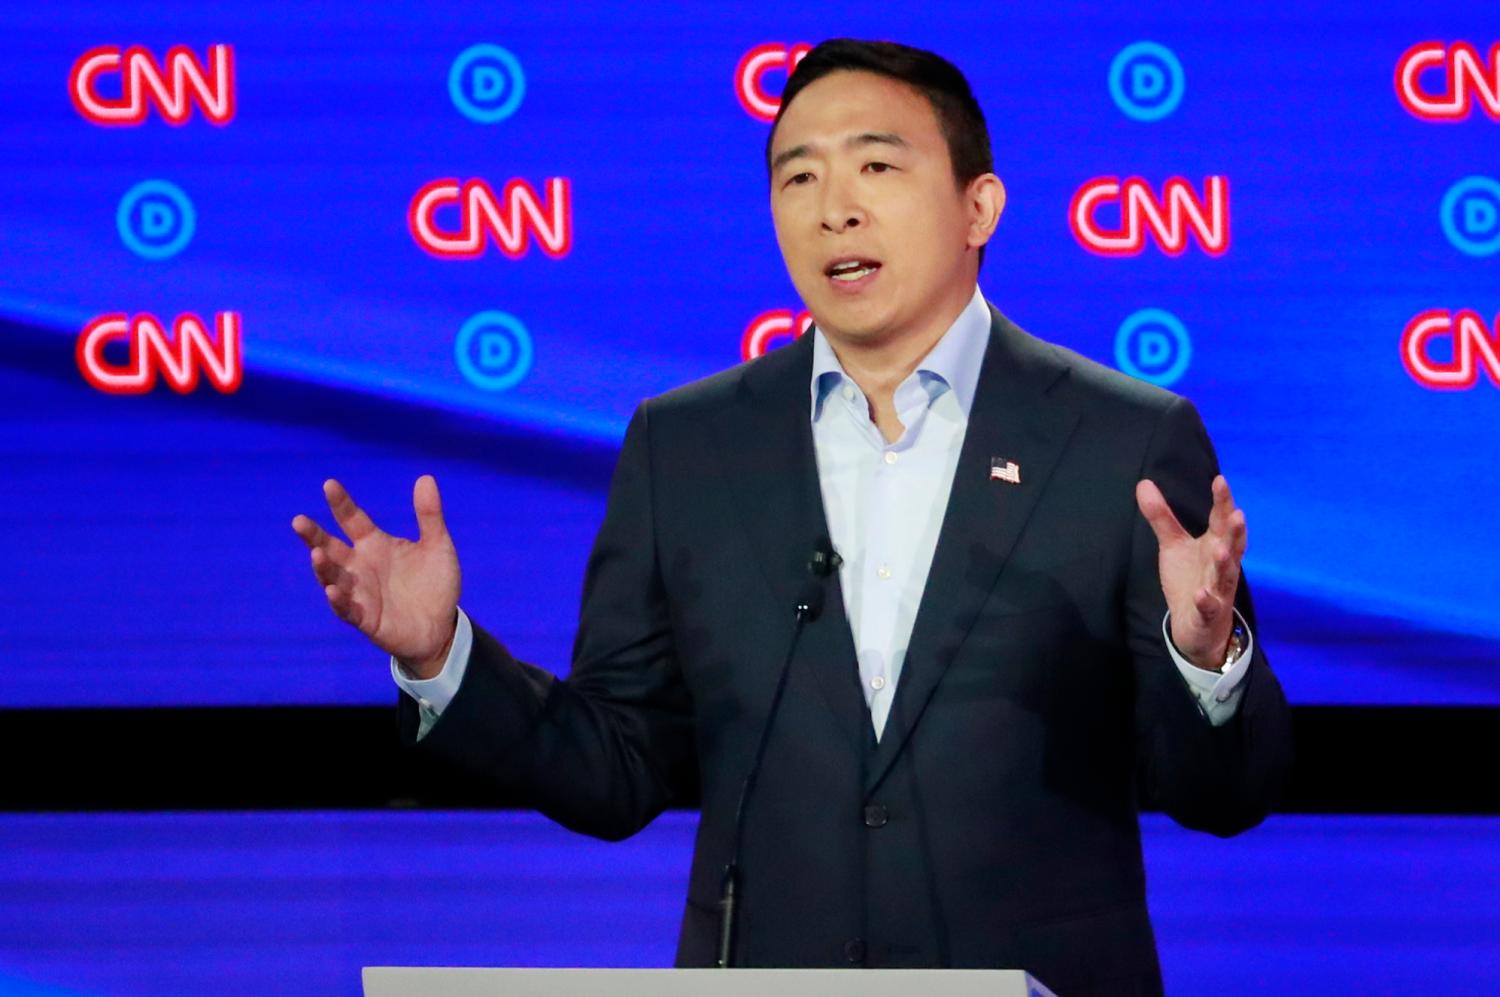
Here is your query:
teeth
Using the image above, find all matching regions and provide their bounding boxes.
[829,260,877,280]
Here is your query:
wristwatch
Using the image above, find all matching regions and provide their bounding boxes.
[1220,622,1248,671]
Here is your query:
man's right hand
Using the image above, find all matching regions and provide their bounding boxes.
[292,475,461,680]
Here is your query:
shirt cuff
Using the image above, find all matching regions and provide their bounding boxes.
[390,608,473,739]
[1161,608,1254,727]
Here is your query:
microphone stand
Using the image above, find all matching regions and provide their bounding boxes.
[717,566,829,968]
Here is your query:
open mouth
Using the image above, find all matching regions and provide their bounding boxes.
[825,258,882,282]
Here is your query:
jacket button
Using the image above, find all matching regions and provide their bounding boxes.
[863,803,889,828]
[842,938,866,964]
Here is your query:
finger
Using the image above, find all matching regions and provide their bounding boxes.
[309,546,351,589]
[324,581,364,630]
[1136,479,1191,546]
[1208,474,1237,537]
[291,513,329,548]
[412,475,449,543]
[1228,508,1248,561]
[324,479,380,543]
[1207,538,1239,598]
[292,514,353,566]
[1193,585,1226,624]
[322,559,364,627]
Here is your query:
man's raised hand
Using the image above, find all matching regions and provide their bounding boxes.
[1135,474,1248,672]
[291,475,461,679]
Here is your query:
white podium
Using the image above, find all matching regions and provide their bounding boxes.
[362,967,1057,997]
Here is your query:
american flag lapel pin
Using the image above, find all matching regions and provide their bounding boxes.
[989,457,1021,485]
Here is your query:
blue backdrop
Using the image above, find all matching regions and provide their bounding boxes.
[2,812,1498,995]
[2,2,1497,706]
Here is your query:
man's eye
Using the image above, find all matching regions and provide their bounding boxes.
[866,162,894,173]
[786,172,814,187]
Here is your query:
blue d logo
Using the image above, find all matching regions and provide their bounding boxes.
[455,311,533,391]
[1109,42,1185,122]
[449,44,526,123]
[117,180,196,260]
[1116,309,1192,387]
[1440,176,1500,257]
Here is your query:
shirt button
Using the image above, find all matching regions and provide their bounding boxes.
[842,938,866,963]
[870,675,886,691]
[842,385,855,402]
[863,804,889,828]
[877,565,892,580]
[883,451,898,465]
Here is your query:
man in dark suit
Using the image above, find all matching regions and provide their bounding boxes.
[294,40,1291,994]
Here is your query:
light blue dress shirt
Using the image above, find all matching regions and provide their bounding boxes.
[395,285,1251,738]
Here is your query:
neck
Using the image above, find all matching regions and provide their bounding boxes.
[825,283,976,406]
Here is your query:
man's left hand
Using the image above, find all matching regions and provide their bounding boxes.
[1135,474,1247,672]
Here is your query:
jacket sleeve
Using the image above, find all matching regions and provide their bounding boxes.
[1126,396,1294,836]
[397,400,698,841]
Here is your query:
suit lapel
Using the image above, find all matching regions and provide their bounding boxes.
[865,307,1079,795]
[709,334,869,752]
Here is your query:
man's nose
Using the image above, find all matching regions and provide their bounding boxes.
[822,212,862,233]
[819,179,866,233]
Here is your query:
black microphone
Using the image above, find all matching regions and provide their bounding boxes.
[717,545,835,968]
[808,537,843,579]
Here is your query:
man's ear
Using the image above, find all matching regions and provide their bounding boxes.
[966,173,1006,250]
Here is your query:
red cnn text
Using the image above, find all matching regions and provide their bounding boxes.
[742,309,813,360]
[1070,176,1230,257]
[69,44,235,126]
[1396,42,1500,121]
[408,178,572,259]
[735,43,811,122]
[1401,309,1500,389]
[77,312,243,394]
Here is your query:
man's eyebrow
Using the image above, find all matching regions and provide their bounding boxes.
[771,132,911,175]
[849,131,909,152]
[770,143,813,174]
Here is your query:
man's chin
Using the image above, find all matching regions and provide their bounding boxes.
[807,304,895,347]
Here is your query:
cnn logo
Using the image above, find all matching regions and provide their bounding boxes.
[408,178,572,259]
[735,43,810,122]
[742,309,812,360]
[1070,176,1229,256]
[1401,309,1500,390]
[1396,42,1500,121]
[69,44,234,126]
[77,312,242,394]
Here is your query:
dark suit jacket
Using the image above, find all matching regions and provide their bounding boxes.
[400,306,1293,995]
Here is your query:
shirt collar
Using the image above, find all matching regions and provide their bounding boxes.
[810,285,992,419]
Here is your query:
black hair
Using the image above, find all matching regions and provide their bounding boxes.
[766,39,994,190]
